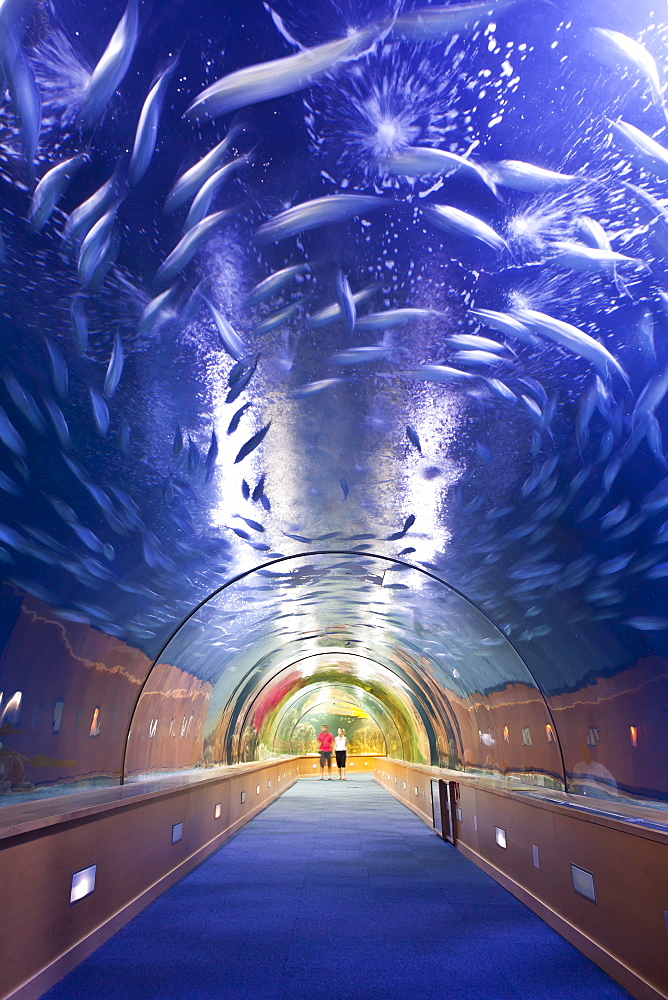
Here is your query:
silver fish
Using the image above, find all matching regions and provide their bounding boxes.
[355,307,439,330]
[452,349,511,367]
[0,26,41,174]
[609,118,668,180]
[391,0,524,39]
[90,389,110,436]
[292,378,347,398]
[423,204,507,252]
[104,333,124,397]
[155,207,239,287]
[334,268,356,336]
[309,284,378,328]
[384,145,497,195]
[45,339,68,399]
[256,194,386,244]
[513,308,628,383]
[403,364,477,384]
[81,0,139,128]
[29,154,87,232]
[129,51,180,185]
[3,374,44,432]
[0,405,26,457]
[449,333,510,353]
[253,296,308,337]
[64,169,122,247]
[485,377,516,402]
[547,240,643,272]
[247,262,310,305]
[330,345,396,365]
[184,152,252,231]
[70,294,89,354]
[165,124,245,214]
[470,308,536,345]
[185,24,381,119]
[592,28,666,119]
[139,285,178,335]
[203,297,245,360]
[77,202,121,289]
[489,159,579,192]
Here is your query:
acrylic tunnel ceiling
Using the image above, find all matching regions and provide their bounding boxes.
[1,0,668,805]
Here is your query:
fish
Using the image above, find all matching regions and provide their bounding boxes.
[187,439,199,472]
[205,431,218,481]
[386,514,416,541]
[104,333,124,397]
[292,378,346,398]
[600,500,631,532]
[355,307,439,330]
[185,24,381,119]
[334,268,356,336]
[253,296,308,336]
[403,364,478,384]
[129,51,180,185]
[0,406,26,457]
[452,349,511,368]
[384,145,497,195]
[89,389,110,436]
[592,28,666,119]
[391,2,525,40]
[485,377,516,402]
[202,297,246,360]
[470,308,536,345]
[547,240,644,273]
[632,365,668,426]
[255,195,386,244]
[234,422,271,463]
[227,401,251,435]
[406,425,422,453]
[235,514,264,533]
[70,295,89,354]
[512,308,628,384]
[226,355,259,404]
[449,333,509,353]
[252,474,266,502]
[340,478,349,500]
[77,200,121,288]
[246,262,310,305]
[139,285,179,335]
[184,153,252,230]
[488,159,579,192]
[3,373,45,432]
[623,616,668,630]
[155,207,239,287]
[164,124,246,214]
[0,27,41,174]
[81,0,139,128]
[173,426,183,456]
[0,471,22,496]
[329,345,395,364]
[576,377,599,452]
[43,399,71,450]
[64,168,123,248]
[29,154,88,232]
[609,118,668,180]
[423,204,508,251]
[576,215,631,297]
[636,309,656,360]
[241,479,250,499]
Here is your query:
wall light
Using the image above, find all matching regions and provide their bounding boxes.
[267,779,271,788]
[240,792,246,804]
[70,864,96,904]
[474,815,478,832]
[414,786,419,796]
[214,803,222,819]
[533,845,540,869]
[256,784,260,794]
[630,726,638,748]
[545,724,554,742]
[171,823,183,844]
[495,827,507,849]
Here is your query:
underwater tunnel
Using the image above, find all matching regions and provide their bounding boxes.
[0,0,667,998]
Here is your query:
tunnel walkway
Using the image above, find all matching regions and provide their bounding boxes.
[42,776,632,1000]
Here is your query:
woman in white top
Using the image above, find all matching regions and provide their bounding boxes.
[335,728,348,780]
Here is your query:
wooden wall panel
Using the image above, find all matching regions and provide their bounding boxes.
[375,759,668,1000]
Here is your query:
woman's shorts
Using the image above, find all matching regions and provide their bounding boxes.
[320,751,332,766]
[335,750,347,768]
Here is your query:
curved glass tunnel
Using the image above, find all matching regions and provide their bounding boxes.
[0,0,667,816]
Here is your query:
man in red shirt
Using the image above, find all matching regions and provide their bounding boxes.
[316,724,334,780]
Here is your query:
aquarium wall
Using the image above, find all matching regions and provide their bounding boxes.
[0,0,667,808]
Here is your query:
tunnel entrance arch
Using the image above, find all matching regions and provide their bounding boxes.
[123,550,566,790]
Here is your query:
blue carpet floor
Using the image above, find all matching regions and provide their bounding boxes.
[42,775,632,1000]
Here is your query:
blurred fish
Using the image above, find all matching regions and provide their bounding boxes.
[241,479,250,499]
[185,24,381,119]
[334,268,356,336]
[384,145,497,195]
[592,28,666,119]
[485,377,516,402]
[227,401,251,435]
[470,308,536,345]
[330,345,396,364]
[165,124,246,213]
[0,26,41,174]
[129,51,180,186]
[452,349,511,368]
[406,425,421,453]
[104,332,124,397]
[70,294,89,354]
[513,308,628,384]
[609,118,668,180]
[29,154,87,232]
[234,422,271,463]
[623,616,668,630]
[205,431,218,482]
[0,470,22,496]
[65,168,123,248]
[77,200,121,288]
[636,308,656,360]
[449,333,509,353]
[184,153,252,230]
[423,204,508,251]
[44,399,71,449]
[387,514,415,541]
[252,474,266,502]
[310,284,378,328]
[489,159,579,192]
[226,355,259,404]
[340,478,349,500]
[247,262,310,305]
[187,439,199,472]
[202,297,245,360]
[576,376,599,452]
[173,425,183,456]
[139,285,178,335]
[155,207,240,287]
[292,378,346,398]
[355,307,439,330]
[3,373,45,432]
[0,406,26,457]
[576,216,631,298]
[253,296,308,336]
[403,364,477,384]
[44,339,68,400]
[391,0,526,39]
[256,195,385,243]
[547,240,644,273]
[600,500,631,531]
[81,0,139,128]
[89,389,109,436]
[235,514,264,533]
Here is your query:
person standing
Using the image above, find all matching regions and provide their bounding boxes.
[335,728,348,780]
[316,724,334,780]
